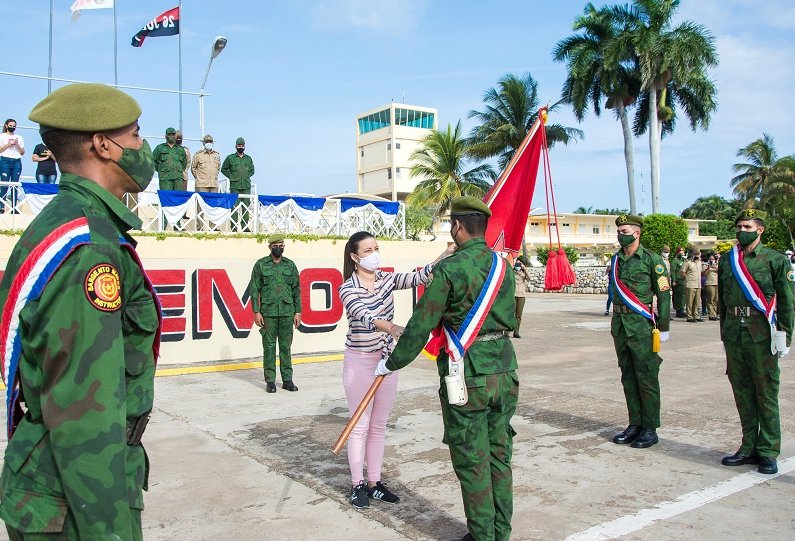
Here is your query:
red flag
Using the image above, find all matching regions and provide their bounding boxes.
[482,111,546,255]
[131,6,180,47]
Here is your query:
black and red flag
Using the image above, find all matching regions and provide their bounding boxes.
[131,6,179,47]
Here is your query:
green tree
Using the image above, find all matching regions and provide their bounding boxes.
[554,2,642,214]
[593,207,629,215]
[405,204,435,241]
[610,0,718,213]
[573,206,594,214]
[535,245,580,266]
[407,121,496,216]
[467,73,584,170]
[680,194,737,220]
[639,213,688,253]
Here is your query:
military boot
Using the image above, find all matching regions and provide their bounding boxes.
[266,382,276,393]
[630,428,658,448]
[612,424,641,444]
[282,380,298,392]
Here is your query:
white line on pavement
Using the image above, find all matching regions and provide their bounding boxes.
[565,456,795,541]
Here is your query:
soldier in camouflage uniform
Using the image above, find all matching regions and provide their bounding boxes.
[670,247,686,318]
[718,209,794,475]
[0,83,160,540]
[250,234,302,393]
[152,126,187,190]
[610,214,671,449]
[376,196,518,541]
[221,137,255,230]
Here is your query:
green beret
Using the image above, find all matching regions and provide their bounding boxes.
[615,214,643,227]
[236,137,245,145]
[29,83,141,134]
[268,233,285,244]
[450,196,491,217]
[165,127,176,135]
[735,208,766,224]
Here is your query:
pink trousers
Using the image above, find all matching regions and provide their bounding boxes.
[342,349,399,486]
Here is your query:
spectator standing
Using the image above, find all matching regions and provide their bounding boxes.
[704,254,719,320]
[32,142,57,183]
[175,130,189,190]
[0,119,25,210]
[670,247,687,318]
[221,137,255,230]
[680,250,704,322]
[152,127,187,190]
[191,134,221,192]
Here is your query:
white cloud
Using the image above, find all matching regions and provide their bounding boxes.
[307,0,429,35]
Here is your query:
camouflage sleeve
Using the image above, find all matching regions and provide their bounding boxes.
[292,261,302,313]
[391,262,433,290]
[152,144,161,164]
[250,260,262,313]
[24,245,134,538]
[248,156,255,177]
[386,265,450,371]
[179,146,188,169]
[221,155,231,178]
[772,256,794,346]
[650,253,671,331]
[717,258,728,340]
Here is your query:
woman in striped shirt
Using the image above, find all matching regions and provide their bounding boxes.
[339,231,453,508]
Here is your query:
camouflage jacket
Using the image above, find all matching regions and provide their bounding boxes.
[610,245,671,336]
[221,153,255,192]
[718,244,794,346]
[152,142,187,182]
[385,237,517,377]
[0,173,160,538]
[249,256,302,317]
[670,256,685,286]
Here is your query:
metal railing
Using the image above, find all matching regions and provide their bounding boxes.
[0,181,406,239]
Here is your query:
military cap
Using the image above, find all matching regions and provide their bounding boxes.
[268,233,285,244]
[676,247,684,253]
[165,127,176,135]
[450,196,491,217]
[203,134,214,142]
[236,137,245,145]
[662,245,670,251]
[175,130,183,137]
[735,208,766,224]
[615,214,643,227]
[29,83,141,134]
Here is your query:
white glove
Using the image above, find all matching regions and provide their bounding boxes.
[781,347,790,357]
[374,357,392,377]
[659,331,669,342]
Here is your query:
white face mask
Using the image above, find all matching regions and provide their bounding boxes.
[357,251,380,271]
[662,252,669,259]
[203,142,213,151]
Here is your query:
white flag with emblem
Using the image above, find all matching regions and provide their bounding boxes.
[70,0,114,21]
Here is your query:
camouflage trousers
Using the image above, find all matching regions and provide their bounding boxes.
[261,315,294,382]
[672,284,685,311]
[613,327,662,428]
[5,509,142,540]
[725,331,781,457]
[439,371,519,541]
[158,178,180,191]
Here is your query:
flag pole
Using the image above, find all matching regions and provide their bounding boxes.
[178,0,183,131]
[113,0,118,86]
[48,0,53,94]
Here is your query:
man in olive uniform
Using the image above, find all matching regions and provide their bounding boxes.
[175,130,190,190]
[376,196,518,541]
[221,137,255,230]
[191,134,221,192]
[152,126,187,190]
[660,245,673,320]
[670,247,686,318]
[610,214,670,449]
[718,209,793,475]
[0,83,160,540]
[250,234,302,393]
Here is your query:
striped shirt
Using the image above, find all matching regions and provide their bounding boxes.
[339,263,433,357]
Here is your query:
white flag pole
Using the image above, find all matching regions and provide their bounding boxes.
[113,0,118,86]
[48,0,54,94]
[178,0,183,131]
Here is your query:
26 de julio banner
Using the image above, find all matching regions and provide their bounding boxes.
[131,6,180,47]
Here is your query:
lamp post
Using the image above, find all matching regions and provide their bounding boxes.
[199,36,228,137]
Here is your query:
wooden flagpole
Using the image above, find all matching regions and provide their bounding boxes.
[331,375,385,455]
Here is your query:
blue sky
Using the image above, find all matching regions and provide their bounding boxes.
[2,0,793,215]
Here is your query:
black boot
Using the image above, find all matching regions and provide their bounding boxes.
[612,424,642,444]
[721,450,760,466]
[282,380,298,392]
[758,457,778,474]
[630,428,658,448]
[266,382,276,393]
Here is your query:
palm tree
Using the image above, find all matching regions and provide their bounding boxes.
[680,194,734,220]
[553,2,642,214]
[609,0,718,213]
[467,73,584,170]
[573,206,594,214]
[407,121,496,216]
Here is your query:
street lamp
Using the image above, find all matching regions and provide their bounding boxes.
[199,36,228,137]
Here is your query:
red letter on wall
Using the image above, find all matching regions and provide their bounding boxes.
[299,268,343,333]
[147,269,186,343]
[193,269,254,339]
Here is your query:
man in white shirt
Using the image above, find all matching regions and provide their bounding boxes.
[0,119,26,212]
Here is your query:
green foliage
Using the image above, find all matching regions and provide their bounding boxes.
[639,214,688,253]
[762,217,795,251]
[698,219,736,240]
[405,204,435,240]
[680,195,740,220]
[535,245,579,266]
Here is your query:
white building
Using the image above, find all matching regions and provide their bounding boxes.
[356,103,438,201]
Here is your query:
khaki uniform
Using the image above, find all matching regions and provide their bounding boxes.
[680,259,704,320]
[703,262,718,318]
[191,149,221,192]
[513,264,530,335]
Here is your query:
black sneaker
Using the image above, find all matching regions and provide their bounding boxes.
[350,481,369,509]
[367,481,400,504]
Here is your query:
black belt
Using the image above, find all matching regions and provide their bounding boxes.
[727,306,757,317]
[127,413,151,445]
[613,304,651,315]
[475,330,510,342]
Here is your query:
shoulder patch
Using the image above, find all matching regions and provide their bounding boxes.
[787,270,795,282]
[654,263,665,275]
[85,263,122,311]
[657,275,670,291]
